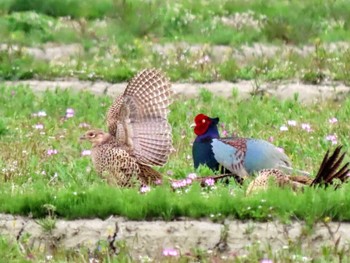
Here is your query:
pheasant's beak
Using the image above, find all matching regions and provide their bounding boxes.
[190,123,196,129]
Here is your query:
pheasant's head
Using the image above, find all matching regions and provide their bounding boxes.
[80,129,112,147]
[192,114,219,136]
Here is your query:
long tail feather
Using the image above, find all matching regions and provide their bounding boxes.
[310,146,350,188]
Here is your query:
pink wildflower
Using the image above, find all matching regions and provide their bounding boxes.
[140,185,151,193]
[280,125,288,131]
[260,259,273,263]
[268,136,274,143]
[34,124,44,130]
[33,111,47,117]
[155,179,162,185]
[187,173,197,180]
[326,134,337,145]
[81,150,91,156]
[277,147,285,153]
[47,149,58,156]
[79,122,91,128]
[328,117,338,124]
[301,123,312,132]
[287,120,297,126]
[162,248,178,257]
[205,178,215,186]
[66,108,75,118]
[38,111,47,117]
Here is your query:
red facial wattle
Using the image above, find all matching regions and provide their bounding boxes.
[193,114,211,135]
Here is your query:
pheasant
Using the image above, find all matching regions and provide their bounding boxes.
[80,69,173,187]
[192,113,292,180]
[246,145,350,194]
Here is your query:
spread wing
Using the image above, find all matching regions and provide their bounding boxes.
[107,68,173,166]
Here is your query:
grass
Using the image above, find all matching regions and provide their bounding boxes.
[1,41,350,84]
[0,1,350,83]
[1,0,350,45]
[1,228,350,262]
[1,84,350,223]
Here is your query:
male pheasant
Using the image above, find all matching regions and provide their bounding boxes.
[246,146,350,194]
[80,69,173,187]
[192,114,292,179]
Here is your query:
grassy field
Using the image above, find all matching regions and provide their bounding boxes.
[0,0,350,83]
[2,0,350,261]
[1,84,350,261]
[1,84,350,221]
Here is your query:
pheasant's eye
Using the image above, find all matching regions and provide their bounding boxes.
[88,132,95,138]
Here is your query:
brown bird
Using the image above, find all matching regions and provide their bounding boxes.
[80,69,173,187]
[246,146,350,195]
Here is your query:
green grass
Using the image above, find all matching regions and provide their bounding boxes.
[1,42,350,84]
[1,1,350,83]
[1,85,350,222]
[1,0,350,45]
[1,228,350,262]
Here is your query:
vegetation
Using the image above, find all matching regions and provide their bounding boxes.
[1,85,350,222]
[0,0,350,83]
[1,1,350,261]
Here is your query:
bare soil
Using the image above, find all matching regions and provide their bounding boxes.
[1,214,349,259]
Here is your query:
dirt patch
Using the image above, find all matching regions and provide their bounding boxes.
[5,79,350,104]
[1,214,349,259]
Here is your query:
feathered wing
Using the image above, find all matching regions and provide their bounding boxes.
[211,138,250,179]
[211,138,291,179]
[107,68,173,166]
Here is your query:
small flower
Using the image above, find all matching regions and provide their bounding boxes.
[204,178,215,186]
[185,178,192,185]
[171,181,180,189]
[329,117,338,124]
[66,108,75,118]
[155,179,162,185]
[79,122,91,128]
[187,173,197,180]
[167,170,174,176]
[47,149,58,156]
[260,259,273,263]
[33,124,44,130]
[140,185,151,193]
[301,123,312,132]
[268,136,274,143]
[162,248,178,257]
[38,111,47,117]
[326,134,337,145]
[222,130,228,136]
[81,150,91,156]
[277,147,285,153]
[287,120,297,126]
[280,125,288,131]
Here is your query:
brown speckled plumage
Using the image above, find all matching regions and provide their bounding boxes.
[246,146,350,195]
[80,69,173,186]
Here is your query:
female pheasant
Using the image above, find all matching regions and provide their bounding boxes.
[192,113,292,179]
[80,69,173,187]
[246,146,350,194]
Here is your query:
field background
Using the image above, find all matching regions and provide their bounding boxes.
[1,0,350,262]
